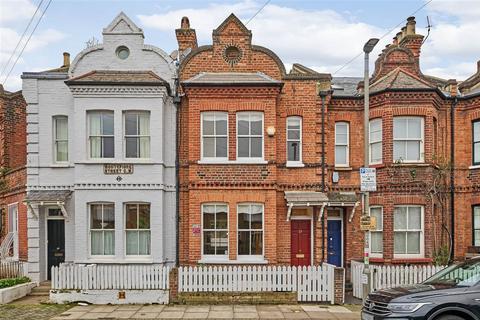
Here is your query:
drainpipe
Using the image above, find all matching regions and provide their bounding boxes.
[449,94,457,263]
[317,88,329,264]
[174,60,181,267]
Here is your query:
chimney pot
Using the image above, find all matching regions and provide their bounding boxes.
[396,31,403,43]
[63,52,70,67]
[406,16,416,35]
[181,16,190,29]
[477,60,480,72]
[393,36,398,45]
[401,26,407,38]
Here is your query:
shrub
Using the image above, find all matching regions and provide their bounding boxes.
[0,277,30,289]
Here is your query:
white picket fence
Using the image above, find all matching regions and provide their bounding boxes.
[351,260,446,299]
[51,263,170,290]
[178,264,337,303]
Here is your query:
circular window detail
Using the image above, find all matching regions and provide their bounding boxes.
[223,45,242,66]
[116,46,130,60]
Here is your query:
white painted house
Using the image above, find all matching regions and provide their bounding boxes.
[22,13,177,283]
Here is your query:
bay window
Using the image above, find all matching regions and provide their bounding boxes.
[88,111,114,158]
[369,118,382,164]
[237,203,263,257]
[53,116,68,162]
[287,116,302,163]
[393,117,424,162]
[394,206,423,256]
[125,203,151,255]
[125,111,150,158]
[90,203,115,256]
[201,112,228,160]
[237,112,263,159]
[202,204,228,257]
[335,122,349,167]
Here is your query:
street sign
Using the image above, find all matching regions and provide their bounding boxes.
[360,215,377,231]
[360,167,376,191]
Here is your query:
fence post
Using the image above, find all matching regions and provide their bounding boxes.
[169,267,178,303]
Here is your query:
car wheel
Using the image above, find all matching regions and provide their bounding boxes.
[435,314,468,320]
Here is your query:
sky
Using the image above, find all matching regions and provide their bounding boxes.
[1,0,480,91]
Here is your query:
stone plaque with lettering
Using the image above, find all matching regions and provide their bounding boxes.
[104,164,134,175]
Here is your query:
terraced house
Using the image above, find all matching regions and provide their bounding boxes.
[177,14,480,269]
[21,12,177,283]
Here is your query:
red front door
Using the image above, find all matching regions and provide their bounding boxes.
[291,220,311,266]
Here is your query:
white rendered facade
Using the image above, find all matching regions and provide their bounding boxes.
[22,13,177,282]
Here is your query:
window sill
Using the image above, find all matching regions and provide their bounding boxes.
[286,162,305,168]
[469,165,480,170]
[50,163,71,168]
[79,258,153,264]
[334,166,352,171]
[369,163,385,169]
[197,160,268,165]
[392,257,431,264]
[198,258,268,265]
[76,160,156,165]
[391,162,428,167]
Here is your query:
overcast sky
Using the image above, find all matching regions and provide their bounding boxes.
[1,0,479,91]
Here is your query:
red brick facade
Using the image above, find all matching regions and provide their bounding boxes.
[0,85,27,261]
[177,14,480,268]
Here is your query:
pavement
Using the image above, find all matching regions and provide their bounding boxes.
[50,304,361,320]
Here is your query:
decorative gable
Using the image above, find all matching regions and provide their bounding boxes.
[103,11,143,35]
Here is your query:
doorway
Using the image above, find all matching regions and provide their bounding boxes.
[47,214,65,280]
[327,218,343,267]
[291,220,311,266]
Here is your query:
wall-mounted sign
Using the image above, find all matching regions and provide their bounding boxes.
[104,164,134,175]
[360,167,377,192]
[360,215,377,231]
[192,224,201,236]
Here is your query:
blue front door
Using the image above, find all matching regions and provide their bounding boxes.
[327,220,342,267]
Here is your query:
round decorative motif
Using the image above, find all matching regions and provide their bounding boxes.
[116,46,130,60]
[223,45,242,66]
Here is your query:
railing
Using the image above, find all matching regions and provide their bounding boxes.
[51,264,170,290]
[0,260,25,279]
[178,264,336,303]
[351,260,446,299]
[0,232,14,260]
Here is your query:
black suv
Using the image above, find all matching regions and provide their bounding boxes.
[362,257,480,320]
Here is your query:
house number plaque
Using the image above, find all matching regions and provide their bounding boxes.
[104,164,134,175]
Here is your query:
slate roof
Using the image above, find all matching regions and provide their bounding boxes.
[331,77,361,97]
[183,72,282,86]
[65,70,169,86]
[370,68,434,93]
[25,190,72,202]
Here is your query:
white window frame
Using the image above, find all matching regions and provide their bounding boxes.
[237,203,264,262]
[335,122,349,167]
[124,203,151,257]
[393,205,424,258]
[286,116,303,166]
[53,115,68,163]
[473,206,480,246]
[369,206,383,258]
[7,203,19,260]
[201,203,229,261]
[473,120,480,166]
[123,111,151,159]
[236,112,264,161]
[369,118,382,165]
[393,116,424,163]
[88,111,115,159]
[201,112,229,161]
[89,202,115,257]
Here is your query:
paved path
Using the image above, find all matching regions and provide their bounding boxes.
[51,304,361,319]
[0,303,71,320]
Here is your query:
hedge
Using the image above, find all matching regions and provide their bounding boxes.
[0,277,30,289]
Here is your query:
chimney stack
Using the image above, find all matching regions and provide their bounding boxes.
[175,16,198,54]
[406,16,416,35]
[446,79,458,97]
[63,52,70,67]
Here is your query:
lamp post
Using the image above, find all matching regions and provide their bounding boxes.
[362,38,379,302]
